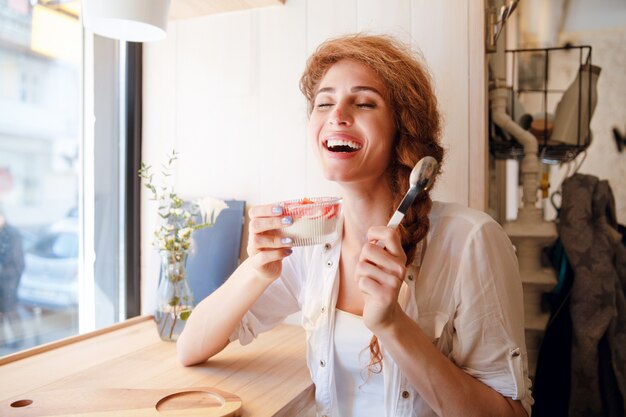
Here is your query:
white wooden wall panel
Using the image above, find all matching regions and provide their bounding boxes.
[142,24,177,163]
[257,1,309,203]
[141,23,178,312]
[357,0,412,42]
[305,0,357,55]
[176,13,261,201]
[468,0,487,211]
[411,0,469,204]
[141,0,484,314]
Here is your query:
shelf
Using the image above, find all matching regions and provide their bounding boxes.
[490,139,588,163]
[169,0,286,20]
[489,45,594,163]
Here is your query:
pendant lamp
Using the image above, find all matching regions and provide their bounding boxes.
[82,0,172,42]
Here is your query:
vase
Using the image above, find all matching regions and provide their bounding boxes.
[154,250,194,341]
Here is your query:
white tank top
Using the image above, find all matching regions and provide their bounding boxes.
[333,309,385,416]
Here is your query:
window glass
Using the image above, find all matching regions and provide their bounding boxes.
[52,233,79,259]
[0,0,81,355]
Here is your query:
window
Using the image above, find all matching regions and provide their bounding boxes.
[0,0,139,356]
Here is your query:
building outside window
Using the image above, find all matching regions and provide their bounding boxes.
[0,0,136,356]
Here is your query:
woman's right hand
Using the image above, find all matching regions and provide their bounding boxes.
[246,204,294,281]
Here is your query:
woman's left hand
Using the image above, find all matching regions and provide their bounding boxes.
[356,226,408,333]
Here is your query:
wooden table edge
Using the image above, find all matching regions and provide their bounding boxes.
[274,383,316,417]
[0,315,153,366]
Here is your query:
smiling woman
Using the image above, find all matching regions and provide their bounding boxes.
[177,33,531,417]
[308,59,397,186]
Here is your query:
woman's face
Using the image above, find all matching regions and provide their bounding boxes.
[308,59,397,186]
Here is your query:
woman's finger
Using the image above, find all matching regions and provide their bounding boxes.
[355,260,404,290]
[360,242,406,279]
[248,203,284,219]
[247,233,293,256]
[251,233,294,250]
[366,226,406,260]
[245,248,293,281]
[358,274,401,307]
[248,215,293,234]
[248,203,293,234]
[357,274,382,297]
[249,248,293,268]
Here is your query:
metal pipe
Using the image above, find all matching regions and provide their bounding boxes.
[490,89,539,211]
[489,23,540,214]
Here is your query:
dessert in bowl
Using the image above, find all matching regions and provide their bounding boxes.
[278,197,342,247]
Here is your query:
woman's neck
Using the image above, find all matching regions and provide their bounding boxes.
[340,181,394,247]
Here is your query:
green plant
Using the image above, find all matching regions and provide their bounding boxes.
[138,150,227,252]
[139,150,227,339]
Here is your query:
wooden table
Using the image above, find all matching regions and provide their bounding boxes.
[0,316,315,416]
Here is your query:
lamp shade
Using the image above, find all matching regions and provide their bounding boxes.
[82,0,172,42]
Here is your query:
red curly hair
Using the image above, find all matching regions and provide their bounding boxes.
[300,33,445,375]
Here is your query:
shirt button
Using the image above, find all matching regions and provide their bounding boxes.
[407,274,414,281]
[321,306,326,314]
[326,260,333,267]
[324,243,332,251]
[401,390,410,399]
[320,360,326,367]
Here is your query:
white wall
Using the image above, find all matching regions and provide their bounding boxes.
[564,0,626,33]
[140,0,484,314]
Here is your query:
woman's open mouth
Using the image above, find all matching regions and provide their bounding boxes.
[324,138,363,153]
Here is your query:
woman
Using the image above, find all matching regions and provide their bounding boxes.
[177,34,533,417]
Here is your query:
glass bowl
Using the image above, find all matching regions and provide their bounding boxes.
[278,197,342,247]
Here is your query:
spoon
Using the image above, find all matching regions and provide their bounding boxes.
[377,156,438,248]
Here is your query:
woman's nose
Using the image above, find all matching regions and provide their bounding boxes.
[329,106,352,126]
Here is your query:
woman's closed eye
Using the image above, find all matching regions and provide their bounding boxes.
[315,102,376,109]
[314,96,378,110]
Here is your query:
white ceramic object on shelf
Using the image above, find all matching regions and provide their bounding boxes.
[551,63,601,146]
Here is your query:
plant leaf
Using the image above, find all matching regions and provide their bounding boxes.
[180,309,191,321]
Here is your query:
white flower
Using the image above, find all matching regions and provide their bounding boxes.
[196,197,228,225]
[170,208,184,216]
[177,227,192,240]
[141,152,229,252]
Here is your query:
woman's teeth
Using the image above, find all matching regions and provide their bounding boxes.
[325,139,362,153]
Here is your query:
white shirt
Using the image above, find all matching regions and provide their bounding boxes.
[230,201,534,417]
[334,309,385,416]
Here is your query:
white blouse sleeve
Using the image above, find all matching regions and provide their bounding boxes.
[229,248,306,345]
[451,219,534,415]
